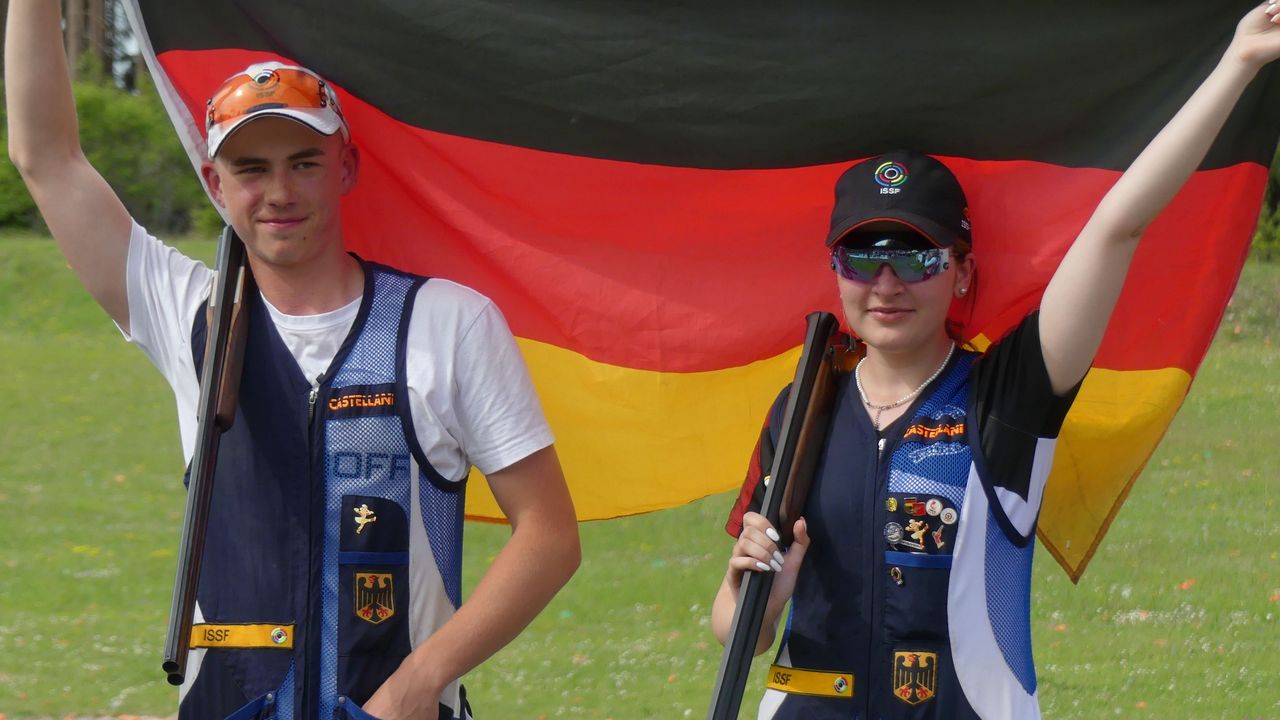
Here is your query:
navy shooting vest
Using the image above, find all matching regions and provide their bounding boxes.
[180,261,467,720]
[764,350,1037,719]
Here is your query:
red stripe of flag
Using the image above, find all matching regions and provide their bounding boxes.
[159,49,1264,378]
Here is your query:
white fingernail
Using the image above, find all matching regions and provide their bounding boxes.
[773,551,785,566]
[755,561,771,572]
[770,559,783,572]
[766,528,781,542]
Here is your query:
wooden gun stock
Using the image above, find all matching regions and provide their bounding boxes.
[777,331,857,547]
[214,261,253,431]
[161,227,252,686]
[707,311,849,720]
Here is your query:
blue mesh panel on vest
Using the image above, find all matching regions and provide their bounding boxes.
[319,271,416,718]
[887,353,974,501]
[886,471,966,508]
[420,472,465,608]
[333,274,413,387]
[903,440,969,466]
[983,513,1037,694]
[276,661,295,719]
[912,352,972,419]
[320,417,414,716]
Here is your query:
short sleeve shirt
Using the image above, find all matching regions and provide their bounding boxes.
[120,221,554,483]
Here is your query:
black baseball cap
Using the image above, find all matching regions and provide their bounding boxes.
[825,150,971,249]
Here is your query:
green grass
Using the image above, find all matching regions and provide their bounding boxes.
[1,236,1277,718]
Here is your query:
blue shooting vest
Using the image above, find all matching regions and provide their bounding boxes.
[181,261,466,720]
[765,350,1036,719]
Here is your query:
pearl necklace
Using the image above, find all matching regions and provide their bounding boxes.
[855,342,956,431]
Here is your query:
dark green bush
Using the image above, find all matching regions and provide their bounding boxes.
[0,70,216,235]
[0,145,39,228]
[1250,145,1280,263]
[0,81,42,229]
[1252,207,1280,262]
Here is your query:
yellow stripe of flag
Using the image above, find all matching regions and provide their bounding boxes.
[465,340,1188,580]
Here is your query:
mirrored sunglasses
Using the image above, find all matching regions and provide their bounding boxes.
[831,246,951,284]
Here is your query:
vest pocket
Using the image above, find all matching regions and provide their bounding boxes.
[338,495,412,704]
[181,647,291,719]
[220,690,275,720]
[771,694,861,720]
[882,551,951,642]
[878,640,978,720]
[338,555,412,702]
[333,693,458,720]
[336,696,381,719]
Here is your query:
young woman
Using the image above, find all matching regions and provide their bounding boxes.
[712,5,1280,719]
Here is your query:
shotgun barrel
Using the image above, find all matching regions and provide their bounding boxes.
[707,311,843,720]
[161,226,252,685]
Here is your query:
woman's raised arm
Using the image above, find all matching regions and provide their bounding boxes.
[1038,3,1280,394]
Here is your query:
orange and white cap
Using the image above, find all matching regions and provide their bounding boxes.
[205,61,349,158]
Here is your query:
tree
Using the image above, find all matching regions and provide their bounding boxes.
[61,0,128,82]
[0,2,8,67]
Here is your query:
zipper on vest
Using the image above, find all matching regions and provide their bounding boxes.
[303,374,324,717]
[869,419,908,715]
[866,428,882,718]
[308,384,319,423]
[865,361,953,711]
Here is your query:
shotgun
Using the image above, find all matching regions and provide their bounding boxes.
[161,226,253,685]
[706,310,853,720]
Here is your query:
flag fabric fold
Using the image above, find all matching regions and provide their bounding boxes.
[125,0,1280,580]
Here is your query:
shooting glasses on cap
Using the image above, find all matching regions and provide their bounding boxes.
[205,62,349,158]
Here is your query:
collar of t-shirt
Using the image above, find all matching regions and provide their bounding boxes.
[259,293,361,386]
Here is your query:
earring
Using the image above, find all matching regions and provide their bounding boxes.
[957,287,968,296]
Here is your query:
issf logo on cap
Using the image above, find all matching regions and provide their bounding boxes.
[252,69,280,89]
[874,161,908,195]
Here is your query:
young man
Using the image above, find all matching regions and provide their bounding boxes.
[5,2,580,718]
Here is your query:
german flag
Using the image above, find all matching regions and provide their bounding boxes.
[124,1,1280,579]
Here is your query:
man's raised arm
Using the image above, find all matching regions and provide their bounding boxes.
[5,0,134,330]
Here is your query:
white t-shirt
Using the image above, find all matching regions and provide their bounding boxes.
[120,221,554,483]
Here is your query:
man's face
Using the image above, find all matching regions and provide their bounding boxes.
[202,116,358,270]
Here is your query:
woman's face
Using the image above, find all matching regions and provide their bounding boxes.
[835,245,973,357]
